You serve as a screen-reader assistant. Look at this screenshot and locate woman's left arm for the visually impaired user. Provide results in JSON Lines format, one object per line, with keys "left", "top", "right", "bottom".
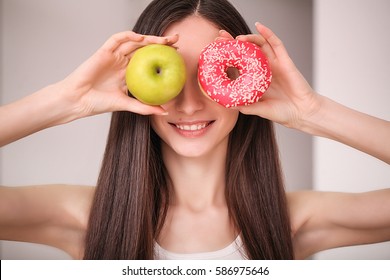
{"left": 288, "top": 190, "right": 390, "bottom": 259}
{"left": 223, "top": 24, "right": 390, "bottom": 164}
{"left": 221, "top": 23, "right": 390, "bottom": 258}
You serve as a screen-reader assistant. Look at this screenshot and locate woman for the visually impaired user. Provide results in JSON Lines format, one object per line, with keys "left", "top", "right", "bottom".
{"left": 0, "top": 0, "right": 389, "bottom": 260}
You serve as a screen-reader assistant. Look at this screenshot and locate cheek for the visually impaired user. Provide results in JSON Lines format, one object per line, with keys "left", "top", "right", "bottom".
{"left": 222, "top": 109, "right": 240, "bottom": 129}
{"left": 150, "top": 116, "right": 165, "bottom": 138}
{"left": 159, "top": 99, "right": 175, "bottom": 112}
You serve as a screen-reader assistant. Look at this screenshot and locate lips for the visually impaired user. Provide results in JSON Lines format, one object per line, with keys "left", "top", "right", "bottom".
{"left": 169, "top": 121, "right": 214, "bottom": 135}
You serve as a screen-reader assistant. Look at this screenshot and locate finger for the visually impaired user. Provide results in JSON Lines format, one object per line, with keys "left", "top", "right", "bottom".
{"left": 117, "top": 34, "right": 180, "bottom": 57}
{"left": 236, "top": 33, "right": 276, "bottom": 61}
{"left": 165, "top": 33, "right": 180, "bottom": 45}
{"left": 234, "top": 100, "right": 272, "bottom": 119}
{"left": 236, "top": 34, "right": 266, "bottom": 47}
{"left": 115, "top": 94, "right": 169, "bottom": 116}
{"left": 131, "top": 103, "right": 169, "bottom": 116}
{"left": 116, "top": 40, "right": 143, "bottom": 57}
{"left": 215, "top": 30, "right": 234, "bottom": 42}
{"left": 255, "top": 22, "right": 289, "bottom": 60}
{"left": 219, "top": 30, "right": 234, "bottom": 39}
{"left": 141, "top": 33, "right": 179, "bottom": 45}
{"left": 118, "top": 34, "right": 179, "bottom": 55}
{"left": 141, "top": 34, "right": 179, "bottom": 45}
{"left": 102, "top": 31, "right": 144, "bottom": 52}
{"left": 215, "top": 36, "right": 231, "bottom": 42}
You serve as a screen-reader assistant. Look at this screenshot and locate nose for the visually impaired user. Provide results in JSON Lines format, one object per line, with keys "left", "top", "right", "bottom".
{"left": 174, "top": 79, "right": 205, "bottom": 115}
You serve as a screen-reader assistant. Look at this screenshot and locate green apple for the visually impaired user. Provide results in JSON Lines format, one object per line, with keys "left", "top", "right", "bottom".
{"left": 126, "top": 44, "right": 186, "bottom": 105}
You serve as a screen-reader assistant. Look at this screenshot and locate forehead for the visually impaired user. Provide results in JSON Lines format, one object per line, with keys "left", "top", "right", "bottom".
{"left": 164, "top": 15, "right": 220, "bottom": 55}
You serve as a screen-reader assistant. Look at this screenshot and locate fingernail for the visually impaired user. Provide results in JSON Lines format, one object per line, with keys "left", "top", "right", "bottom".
{"left": 167, "top": 34, "right": 179, "bottom": 44}
{"left": 133, "top": 34, "right": 144, "bottom": 42}
{"left": 158, "top": 111, "right": 169, "bottom": 116}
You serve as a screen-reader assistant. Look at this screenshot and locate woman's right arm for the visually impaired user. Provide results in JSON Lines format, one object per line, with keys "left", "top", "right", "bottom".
{"left": 0, "top": 31, "right": 178, "bottom": 257}
{"left": 0, "top": 31, "right": 177, "bottom": 147}
{"left": 0, "top": 185, "right": 95, "bottom": 259}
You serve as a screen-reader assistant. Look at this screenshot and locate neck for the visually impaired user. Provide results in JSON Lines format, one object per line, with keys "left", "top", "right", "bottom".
{"left": 162, "top": 139, "right": 228, "bottom": 211}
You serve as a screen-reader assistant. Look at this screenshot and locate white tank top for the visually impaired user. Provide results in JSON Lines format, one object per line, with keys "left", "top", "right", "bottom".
{"left": 154, "top": 235, "right": 247, "bottom": 260}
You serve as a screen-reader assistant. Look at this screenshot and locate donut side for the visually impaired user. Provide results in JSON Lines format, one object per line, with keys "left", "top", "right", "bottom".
{"left": 198, "top": 40, "right": 272, "bottom": 108}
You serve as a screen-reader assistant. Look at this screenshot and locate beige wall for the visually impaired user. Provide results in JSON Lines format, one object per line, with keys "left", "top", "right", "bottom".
{"left": 313, "top": 0, "right": 390, "bottom": 259}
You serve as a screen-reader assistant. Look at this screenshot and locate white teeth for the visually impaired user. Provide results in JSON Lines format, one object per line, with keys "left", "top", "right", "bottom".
{"left": 175, "top": 123, "right": 208, "bottom": 131}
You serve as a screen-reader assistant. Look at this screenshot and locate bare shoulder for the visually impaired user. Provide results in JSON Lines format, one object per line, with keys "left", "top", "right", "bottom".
{"left": 0, "top": 184, "right": 95, "bottom": 259}
{"left": 286, "top": 191, "right": 319, "bottom": 235}
{"left": 0, "top": 184, "right": 95, "bottom": 225}
{"left": 286, "top": 189, "right": 390, "bottom": 259}
{"left": 286, "top": 190, "right": 342, "bottom": 259}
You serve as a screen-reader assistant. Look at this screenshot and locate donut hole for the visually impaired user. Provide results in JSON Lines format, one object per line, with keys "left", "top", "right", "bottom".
{"left": 226, "top": 66, "right": 240, "bottom": 80}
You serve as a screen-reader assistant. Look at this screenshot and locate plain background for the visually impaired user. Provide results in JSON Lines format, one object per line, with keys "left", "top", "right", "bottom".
{"left": 0, "top": 0, "right": 389, "bottom": 259}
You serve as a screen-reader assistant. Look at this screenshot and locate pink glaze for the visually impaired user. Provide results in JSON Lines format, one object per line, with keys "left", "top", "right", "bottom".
{"left": 198, "top": 40, "right": 272, "bottom": 108}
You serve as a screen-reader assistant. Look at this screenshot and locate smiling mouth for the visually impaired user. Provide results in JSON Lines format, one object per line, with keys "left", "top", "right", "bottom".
{"left": 170, "top": 121, "right": 214, "bottom": 131}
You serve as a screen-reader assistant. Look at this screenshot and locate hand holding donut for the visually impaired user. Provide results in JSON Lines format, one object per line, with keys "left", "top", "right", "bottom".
{"left": 60, "top": 31, "right": 178, "bottom": 118}
{"left": 216, "top": 24, "right": 320, "bottom": 130}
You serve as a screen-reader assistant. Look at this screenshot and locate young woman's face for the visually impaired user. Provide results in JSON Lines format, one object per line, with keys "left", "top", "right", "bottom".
{"left": 151, "top": 15, "right": 239, "bottom": 158}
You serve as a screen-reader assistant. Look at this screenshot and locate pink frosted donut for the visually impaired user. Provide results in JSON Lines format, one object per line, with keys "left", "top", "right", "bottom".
{"left": 198, "top": 40, "right": 272, "bottom": 108}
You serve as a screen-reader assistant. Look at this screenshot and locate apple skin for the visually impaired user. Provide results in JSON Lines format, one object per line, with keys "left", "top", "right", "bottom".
{"left": 126, "top": 44, "right": 186, "bottom": 105}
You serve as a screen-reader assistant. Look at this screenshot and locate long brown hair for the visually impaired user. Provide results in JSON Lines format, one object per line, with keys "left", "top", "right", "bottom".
{"left": 84, "top": 0, "right": 293, "bottom": 259}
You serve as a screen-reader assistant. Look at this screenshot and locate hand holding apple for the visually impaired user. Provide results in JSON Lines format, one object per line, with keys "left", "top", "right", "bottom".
{"left": 61, "top": 32, "right": 182, "bottom": 120}
{"left": 126, "top": 44, "right": 186, "bottom": 105}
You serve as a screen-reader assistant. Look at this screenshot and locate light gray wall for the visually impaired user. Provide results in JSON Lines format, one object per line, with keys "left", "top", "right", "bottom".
{"left": 0, "top": 0, "right": 150, "bottom": 260}
{"left": 313, "top": 0, "right": 390, "bottom": 259}
{"left": 1, "top": 0, "right": 312, "bottom": 259}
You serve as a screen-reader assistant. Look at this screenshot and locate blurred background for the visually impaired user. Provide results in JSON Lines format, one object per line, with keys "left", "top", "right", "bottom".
{"left": 0, "top": 0, "right": 389, "bottom": 259}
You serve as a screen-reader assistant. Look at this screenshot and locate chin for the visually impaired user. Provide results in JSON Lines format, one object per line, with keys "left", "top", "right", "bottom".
{"left": 166, "top": 141, "right": 215, "bottom": 159}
